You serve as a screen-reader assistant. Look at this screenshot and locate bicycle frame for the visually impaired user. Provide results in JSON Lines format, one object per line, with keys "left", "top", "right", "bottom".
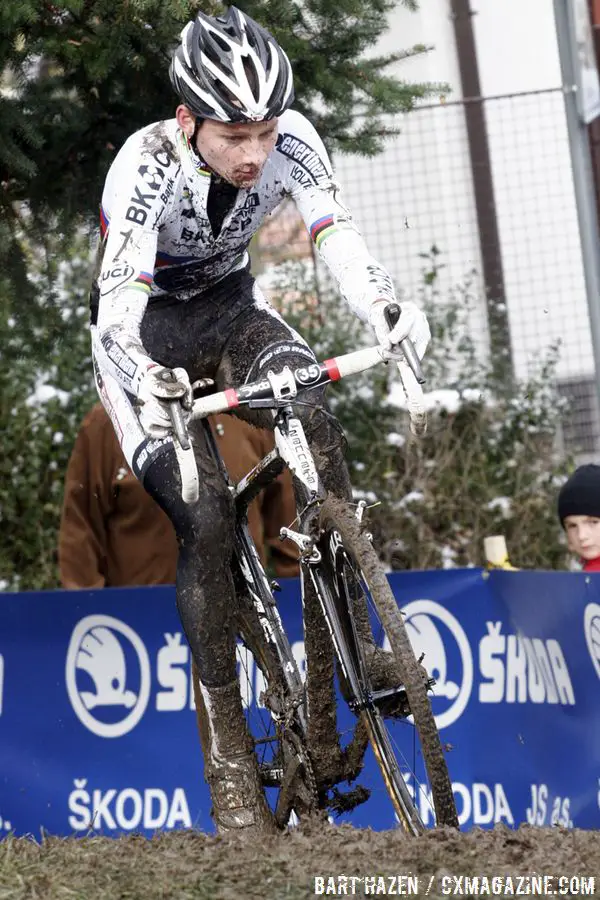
{"left": 232, "top": 405, "right": 322, "bottom": 513}
{"left": 224, "top": 402, "right": 423, "bottom": 828}
{"left": 226, "top": 401, "right": 394, "bottom": 724}
{"left": 168, "top": 331, "right": 452, "bottom": 829}
{"left": 171, "top": 333, "right": 428, "bottom": 703}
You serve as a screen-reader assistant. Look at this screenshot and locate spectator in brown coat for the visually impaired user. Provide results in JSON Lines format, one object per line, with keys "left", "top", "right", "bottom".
{"left": 59, "top": 402, "right": 299, "bottom": 588}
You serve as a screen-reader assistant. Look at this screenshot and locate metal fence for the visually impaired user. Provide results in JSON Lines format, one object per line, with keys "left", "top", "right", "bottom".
{"left": 332, "top": 87, "right": 599, "bottom": 456}
{"left": 256, "top": 86, "right": 600, "bottom": 458}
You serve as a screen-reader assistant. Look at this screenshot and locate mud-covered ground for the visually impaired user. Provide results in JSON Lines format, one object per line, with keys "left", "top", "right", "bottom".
{"left": 1, "top": 821, "right": 598, "bottom": 900}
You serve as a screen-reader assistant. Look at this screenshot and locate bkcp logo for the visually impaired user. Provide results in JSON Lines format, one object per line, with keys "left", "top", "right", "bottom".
{"left": 401, "top": 600, "right": 474, "bottom": 729}
{"left": 65, "top": 615, "right": 151, "bottom": 738}
{"left": 583, "top": 602, "right": 600, "bottom": 680}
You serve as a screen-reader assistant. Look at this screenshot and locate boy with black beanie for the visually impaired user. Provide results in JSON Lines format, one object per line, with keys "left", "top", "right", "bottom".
{"left": 557, "top": 464, "right": 600, "bottom": 572}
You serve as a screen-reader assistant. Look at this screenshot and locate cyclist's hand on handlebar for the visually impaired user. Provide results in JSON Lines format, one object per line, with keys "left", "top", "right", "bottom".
{"left": 369, "top": 300, "right": 431, "bottom": 362}
{"left": 138, "top": 364, "right": 193, "bottom": 438}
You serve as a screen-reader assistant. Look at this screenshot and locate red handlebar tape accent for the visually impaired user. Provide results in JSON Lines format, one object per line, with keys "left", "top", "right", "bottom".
{"left": 323, "top": 358, "right": 341, "bottom": 381}
{"left": 225, "top": 388, "right": 240, "bottom": 408}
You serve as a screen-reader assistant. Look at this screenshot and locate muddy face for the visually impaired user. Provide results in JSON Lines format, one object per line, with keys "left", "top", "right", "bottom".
{"left": 195, "top": 119, "right": 279, "bottom": 188}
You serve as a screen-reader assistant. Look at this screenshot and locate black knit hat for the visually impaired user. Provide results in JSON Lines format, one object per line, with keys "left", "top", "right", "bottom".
{"left": 557, "top": 464, "right": 600, "bottom": 526}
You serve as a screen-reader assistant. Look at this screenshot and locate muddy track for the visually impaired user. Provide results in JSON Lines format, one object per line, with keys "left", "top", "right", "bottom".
{"left": 2, "top": 821, "right": 598, "bottom": 899}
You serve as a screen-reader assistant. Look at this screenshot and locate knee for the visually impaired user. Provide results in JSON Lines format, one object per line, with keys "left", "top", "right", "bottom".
{"left": 142, "top": 443, "right": 235, "bottom": 551}
{"left": 294, "top": 396, "right": 351, "bottom": 500}
{"left": 297, "top": 397, "right": 346, "bottom": 456}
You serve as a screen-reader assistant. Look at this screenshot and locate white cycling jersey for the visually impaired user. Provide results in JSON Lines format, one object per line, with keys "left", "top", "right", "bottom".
{"left": 95, "top": 108, "right": 397, "bottom": 394}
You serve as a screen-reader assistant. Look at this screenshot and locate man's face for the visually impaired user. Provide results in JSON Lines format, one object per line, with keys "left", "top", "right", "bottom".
{"left": 564, "top": 515, "right": 600, "bottom": 559}
{"left": 195, "top": 118, "right": 279, "bottom": 189}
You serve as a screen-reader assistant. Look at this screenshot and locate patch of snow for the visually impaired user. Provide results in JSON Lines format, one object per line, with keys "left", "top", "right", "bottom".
{"left": 398, "top": 490, "right": 424, "bottom": 507}
{"left": 386, "top": 432, "right": 405, "bottom": 448}
{"left": 487, "top": 497, "right": 512, "bottom": 517}
{"left": 441, "top": 546, "right": 457, "bottom": 569}
{"left": 462, "top": 387, "right": 485, "bottom": 404}
{"left": 388, "top": 383, "right": 488, "bottom": 414}
{"left": 352, "top": 489, "right": 378, "bottom": 503}
{"left": 355, "top": 384, "right": 375, "bottom": 401}
{"left": 25, "top": 384, "right": 70, "bottom": 408}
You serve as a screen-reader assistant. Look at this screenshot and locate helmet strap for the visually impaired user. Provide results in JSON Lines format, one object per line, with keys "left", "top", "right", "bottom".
{"left": 191, "top": 117, "right": 203, "bottom": 150}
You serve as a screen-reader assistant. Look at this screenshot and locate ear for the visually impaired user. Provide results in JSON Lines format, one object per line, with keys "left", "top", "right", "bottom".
{"left": 176, "top": 105, "right": 196, "bottom": 137}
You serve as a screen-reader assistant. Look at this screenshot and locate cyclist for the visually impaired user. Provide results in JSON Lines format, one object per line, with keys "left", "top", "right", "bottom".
{"left": 91, "top": 5, "right": 431, "bottom": 833}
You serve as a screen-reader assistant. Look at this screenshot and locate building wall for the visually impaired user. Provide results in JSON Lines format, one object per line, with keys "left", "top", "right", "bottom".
{"left": 473, "top": 0, "right": 591, "bottom": 380}
{"left": 331, "top": 0, "right": 592, "bottom": 382}
{"left": 332, "top": 1, "right": 488, "bottom": 362}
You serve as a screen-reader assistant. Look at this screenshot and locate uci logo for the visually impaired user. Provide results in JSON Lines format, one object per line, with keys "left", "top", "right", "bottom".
{"left": 583, "top": 602, "right": 600, "bottom": 680}
{"left": 99, "top": 264, "right": 134, "bottom": 296}
{"left": 401, "top": 600, "right": 474, "bottom": 729}
{"left": 65, "top": 615, "right": 151, "bottom": 738}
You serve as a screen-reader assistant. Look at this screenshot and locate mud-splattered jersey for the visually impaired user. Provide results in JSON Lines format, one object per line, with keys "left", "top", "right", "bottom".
{"left": 95, "top": 109, "right": 397, "bottom": 393}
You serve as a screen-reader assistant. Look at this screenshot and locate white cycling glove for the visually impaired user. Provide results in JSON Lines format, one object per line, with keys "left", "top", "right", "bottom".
{"left": 368, "top": 300, "right": 431, "bottom": 362}
{"left": 137, "top": 365, "right": 193, "bottom": 438}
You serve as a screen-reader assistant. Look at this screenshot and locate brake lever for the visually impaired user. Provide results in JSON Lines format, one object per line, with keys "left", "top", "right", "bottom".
{"left": 168, "top": 401, "right": 191, "bottom": 450}
{"left": 158, "top": 370, "right": 191, "bottom": 450}
{"left": 384, "top": 303, "right": 426, "bottom": 385}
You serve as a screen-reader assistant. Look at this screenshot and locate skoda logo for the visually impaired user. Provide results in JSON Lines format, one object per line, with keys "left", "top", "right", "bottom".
{"left": 402, "top": 600, "right": 474, "bottom": 729}
{"left": 66, "top": 615, "right": 151, "bottom": 738}
{"left": 584, "top": 602, "right": 600, "bottom": 680}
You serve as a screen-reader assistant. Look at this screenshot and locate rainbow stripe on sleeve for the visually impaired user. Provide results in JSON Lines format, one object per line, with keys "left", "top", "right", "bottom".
{"left": 130, "top": 271, "right": 153, "bottom": 293}
{"left": 99, "top": 205, "right": 110, "bottom": 238}
{"left": 310, "top": 214, "right": 337, "bottom": 250}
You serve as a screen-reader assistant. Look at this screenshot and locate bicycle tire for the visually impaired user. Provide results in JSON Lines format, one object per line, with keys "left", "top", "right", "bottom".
{"left": 231, "top": 521, "right": 319, "bottom": 828}
{"left": 315, "top": 495, "right": 459, "bottom": 831}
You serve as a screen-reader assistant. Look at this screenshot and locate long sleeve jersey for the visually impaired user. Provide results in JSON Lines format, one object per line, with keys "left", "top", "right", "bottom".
{"left": 95, "top": 108, "right": 396, "bottom": 394}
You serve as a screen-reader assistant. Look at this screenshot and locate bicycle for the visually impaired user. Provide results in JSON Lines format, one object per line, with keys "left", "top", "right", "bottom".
{"left": 167, "top": 305, "right": 459, "bottom": 834}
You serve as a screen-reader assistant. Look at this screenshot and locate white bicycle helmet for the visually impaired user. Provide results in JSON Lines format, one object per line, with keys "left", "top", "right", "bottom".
{"left": 169, "top": 6, "right": 294, "bottom": 123}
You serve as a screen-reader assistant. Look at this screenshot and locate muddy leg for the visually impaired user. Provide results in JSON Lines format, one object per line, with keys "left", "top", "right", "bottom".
{"left": 143, "top": 438, "right": 274, "bottom": 833}
{"left": 192, "top": 662, "right": 275, "bottom": 833}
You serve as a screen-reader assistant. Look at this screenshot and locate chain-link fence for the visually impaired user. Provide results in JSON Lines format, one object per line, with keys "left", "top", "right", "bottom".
{"left": 256, "top": 87, "right": 600, "bottom": 457}
{"left": 334, "top": 88, "right": 600, "bottom": 456}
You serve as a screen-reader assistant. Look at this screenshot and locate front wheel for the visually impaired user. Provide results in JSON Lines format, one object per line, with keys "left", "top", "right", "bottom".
{"left": 231, "top": 522, "right": 319, "bottom": 828}
{"left": 314, "top": 495, "right": 459, "bottom": 833}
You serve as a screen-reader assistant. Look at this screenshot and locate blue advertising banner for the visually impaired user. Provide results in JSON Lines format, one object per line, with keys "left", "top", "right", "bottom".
{"left": 392, "top": 569, "right": 600, "bottom": 831}
{"left": 1, "top": 569, "right": 599, "bottom": 838}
